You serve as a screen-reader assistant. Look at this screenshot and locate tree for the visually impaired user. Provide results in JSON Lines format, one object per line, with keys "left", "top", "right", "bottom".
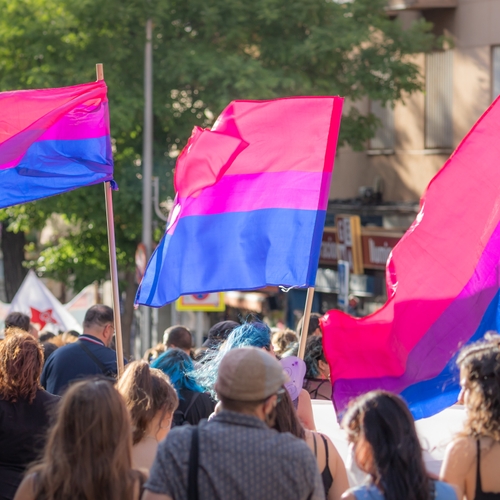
{"left": 0, "top": 0, "right": 436, "bottom": 351}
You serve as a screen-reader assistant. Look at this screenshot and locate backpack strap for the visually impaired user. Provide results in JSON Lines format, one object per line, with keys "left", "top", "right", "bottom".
{"left": 187, "top": 427, "right": 199, "bottom": 500}
{"left": 176, "top": 392, "right": 201, "bottom": 424}
{"left": 184, "top": 392, "right": 201, "bottom": 417}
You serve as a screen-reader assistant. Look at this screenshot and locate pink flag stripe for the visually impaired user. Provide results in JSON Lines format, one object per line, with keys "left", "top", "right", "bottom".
{"left": 38, "top": 101, "right": 110, "bottom": 141}
{"left": 0, "top": 82, "right": 107, "bottom": 170}
{"left": 213, "top": 98, "right": 339, "bottom": 174}
{"left": 0, "top": 102, "right": 110, "bottom": 171}
{"left": 0, "top": 81, "right": 106, "bottom": 143}
{"left": 177, "top": 171, "right": 332, "bottom": 217}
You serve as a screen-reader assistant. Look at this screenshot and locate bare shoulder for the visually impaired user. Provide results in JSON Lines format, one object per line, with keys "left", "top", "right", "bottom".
{"left": 13, "top": 474, "right": 36, "bottom": 500}
{"left": 320, "top": 432, "right": 340, "bottom": 454}
{"left": 445, "top": 436, "right": 477, "bottom": 459}
{"left": 441, "top": 435, "right": 476, "bottom": 489}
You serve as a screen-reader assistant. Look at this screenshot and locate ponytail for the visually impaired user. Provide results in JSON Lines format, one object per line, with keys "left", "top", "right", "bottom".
{"left": 117, "top": 360, "right": 178, "bottom": 444}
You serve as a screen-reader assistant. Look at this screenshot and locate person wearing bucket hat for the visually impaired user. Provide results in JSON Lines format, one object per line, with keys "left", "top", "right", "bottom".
{"left": 143, "top": 347, "right": 325, "bottom": 500}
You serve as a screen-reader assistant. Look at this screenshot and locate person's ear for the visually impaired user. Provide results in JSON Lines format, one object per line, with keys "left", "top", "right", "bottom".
{"left": 318, "top": 359, "right": 330, "bottom": 377}
{"left": 263, "top": 394, "right": 277, "bottom": 415}
{"left": 104, "top": 323, "right": 114, "bottom": 340}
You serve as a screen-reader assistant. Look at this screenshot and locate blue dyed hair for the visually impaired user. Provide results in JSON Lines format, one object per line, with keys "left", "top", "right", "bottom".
{"left": 151, "top": 348, "right": 204, "bottom": 397}
{"left": 194, "top": 321, "right": 272, "bottom": 398}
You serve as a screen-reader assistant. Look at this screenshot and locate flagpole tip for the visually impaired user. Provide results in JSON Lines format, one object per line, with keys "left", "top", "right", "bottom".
{"left": 96, "top": 64, "right": 104, "bottom": 81}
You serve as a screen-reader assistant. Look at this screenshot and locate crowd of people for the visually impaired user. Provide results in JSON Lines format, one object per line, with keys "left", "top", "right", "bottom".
{"left": 1, "top": 305, "right": 500, "bottom": 499}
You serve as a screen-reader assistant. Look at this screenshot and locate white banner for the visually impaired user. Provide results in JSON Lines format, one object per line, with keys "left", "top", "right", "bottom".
{"left": 9, "top": 270, "right": 82, "bottom": 333}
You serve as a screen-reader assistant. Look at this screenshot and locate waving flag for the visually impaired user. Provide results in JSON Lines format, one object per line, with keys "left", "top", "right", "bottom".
{"left": 136, "top": 97, "right": 344, "bottom": 307}
{"left": 322, "top": 96, "right": 500, "bottom": 419}
{"left": 0, "top": 80, "right": 113, "bottom": 209}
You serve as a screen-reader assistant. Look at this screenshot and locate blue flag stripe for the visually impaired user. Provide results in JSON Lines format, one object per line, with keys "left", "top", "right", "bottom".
{"left": 136, "top": 208, "right": 327, "bottom": 306}
{"left": 0, "top": 137, "right": 113, "bottom": 209}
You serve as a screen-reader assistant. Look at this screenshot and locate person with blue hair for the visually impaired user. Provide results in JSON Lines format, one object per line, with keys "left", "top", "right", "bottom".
{"left": 152, "top": 349, "right": 215, "bottom": 426}
{"left": 194, "top": 321, "right": 275, "bottom": 398}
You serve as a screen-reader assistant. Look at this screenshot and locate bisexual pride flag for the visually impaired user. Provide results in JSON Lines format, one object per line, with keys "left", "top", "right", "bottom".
{"left": 136, "top": 97, "right": 344, "bottom": 307}
{"left": 0, "top": 80, "right": 113, "bottom": 209}
{"left": 322, "top": 96, "right": 500, "bottom": 419}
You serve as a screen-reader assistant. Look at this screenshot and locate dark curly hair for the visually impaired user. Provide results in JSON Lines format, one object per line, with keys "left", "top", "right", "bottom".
{"left": 457, "top": 332, "right": 500, "bottom": 440}
{"left": 304, "top": 336, "right": 326, "bottom": 379}
{"left": 0, "top": 329, "right": 43, "bottom": 403}
{"left": 342, "top": 391, "right": 432, "bottom": 500}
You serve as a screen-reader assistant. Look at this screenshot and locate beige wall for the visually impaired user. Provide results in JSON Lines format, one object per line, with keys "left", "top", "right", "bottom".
{"left": 331, "top": 0, "right": 498, "bottom": 202}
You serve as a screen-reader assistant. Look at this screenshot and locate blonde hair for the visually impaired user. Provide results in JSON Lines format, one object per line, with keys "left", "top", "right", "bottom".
{"left": 117, "top": 360, "right": 178, "bottom": 444}
{"left": 29, "top": 379, "right": 141, "bottom": 500}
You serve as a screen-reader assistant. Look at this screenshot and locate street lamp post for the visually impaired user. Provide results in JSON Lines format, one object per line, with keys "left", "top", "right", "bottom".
{"left": 140, "top": 17, "right": 153, "bottom": 356}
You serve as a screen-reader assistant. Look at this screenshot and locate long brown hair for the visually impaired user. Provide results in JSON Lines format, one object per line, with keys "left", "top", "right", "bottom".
{"left": 29, "top": 379, "right": 140, "bottom": 500}
{"left": 273, "top": 386, "right": 306, "bottom": 439}
{"left": 457, "top": 334, "right": 500, "bottom": 440}
{"left": 342, "top": 391, "right": 431, "bottom": 500}
{"left": 117, "top": 360, "right": 178, "bottom": 444}
{"left": 0, "top": 329, "right": 43, "bottom": 403}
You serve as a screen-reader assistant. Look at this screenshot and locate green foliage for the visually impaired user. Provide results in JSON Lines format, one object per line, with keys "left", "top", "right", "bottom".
{"left": 0, "top": 0, "right": 436, "bottom": 288}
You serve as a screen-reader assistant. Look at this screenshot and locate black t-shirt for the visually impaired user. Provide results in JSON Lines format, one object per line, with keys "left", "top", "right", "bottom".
{"left": 174, "top": 389, "right": 215, "bottom": 426}
{"left": 0, "top": 389, "right": 59, "bottom": 500}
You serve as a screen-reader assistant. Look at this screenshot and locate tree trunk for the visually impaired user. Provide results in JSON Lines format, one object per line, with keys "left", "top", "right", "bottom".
{"left": 121, "top": 269, "right": 137, "bottom": 359}
{"left": 1, "top": 223, "right": 27, "bottom": 302}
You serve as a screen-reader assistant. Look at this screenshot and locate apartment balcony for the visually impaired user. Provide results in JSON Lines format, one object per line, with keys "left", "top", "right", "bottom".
{"left": 387, "top": 0, "right": 457, "bottom": 10}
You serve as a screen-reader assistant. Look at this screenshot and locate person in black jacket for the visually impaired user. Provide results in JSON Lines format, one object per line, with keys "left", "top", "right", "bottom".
{"left": 41, "top": 305, "right": 121, "bottom": 395}
{"left": 0, "top": 330, "right": 59, "bottom": 500}
{"left": 152, "top": 348, "right": 215, "bottom": 426}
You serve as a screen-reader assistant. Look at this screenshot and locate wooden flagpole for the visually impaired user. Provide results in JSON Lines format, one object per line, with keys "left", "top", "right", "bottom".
{"left": 298, "top": 286, "right": 315, "bottom": 360}
{"left": 96, "top": 63, "right": 125, "bottom": 378}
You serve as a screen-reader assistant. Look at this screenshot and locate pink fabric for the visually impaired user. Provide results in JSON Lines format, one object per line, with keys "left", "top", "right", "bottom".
{"left": 322, "top": 95, "right": 500, "bottom": 381}
{"left": 174, "top": 97, "right": 343, "bottom": 203}
{"left": 178, "top": 171, "right": 331, "bottom": 216}
{"left": 38, "top": 102, "right": 110, "bottom": 141}
{"left": 0, "top": 81, "right": 108, "bottom": 170}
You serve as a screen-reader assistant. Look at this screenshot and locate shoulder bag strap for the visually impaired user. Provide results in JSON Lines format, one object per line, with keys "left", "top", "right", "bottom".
{"left": 187, "top": 427, "right": 199, "bottom": 500}
{"left": 77, "top": 340, "right": 109, "bottom": 374}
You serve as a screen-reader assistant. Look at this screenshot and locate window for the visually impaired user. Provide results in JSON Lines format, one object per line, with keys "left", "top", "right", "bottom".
{"left": 369, "top": 101, "right": 395, "bottom": 150}
{"left": 492, "top": 46, "right": 500, "bottom": 101}
{"left": 425, "top": 50, "right": 453, "bottom": 149}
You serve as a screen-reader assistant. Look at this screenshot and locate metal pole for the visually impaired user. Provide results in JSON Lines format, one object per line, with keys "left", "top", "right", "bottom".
{"left": 96, "top": 64, "right": 125, "bottom": 377}
{"left": 298, "top": 287, "right": 315, "bottom": 360}
{"left": 195, "top": 311, "right": 204, "bottom": 348}
{"left": 141, "top": 18, "right": 153, "bottom": 354}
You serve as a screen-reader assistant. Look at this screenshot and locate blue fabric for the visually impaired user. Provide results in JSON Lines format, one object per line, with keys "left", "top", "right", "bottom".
{"left": 136, "top": 208, "right": 326, "bottom": 307}
{"left": 401, "top": 290, "right": 500, "bottom": 419}
{"left": 0, "top": 137, "right": 113, "bottom": 209}
{"left": 348, "top": 481, "right": 457, "bottom": 500}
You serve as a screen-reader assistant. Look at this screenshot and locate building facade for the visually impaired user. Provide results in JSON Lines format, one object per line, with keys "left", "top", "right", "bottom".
{"left": 331, "top": 0, "right": 497, "bottom": 204}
